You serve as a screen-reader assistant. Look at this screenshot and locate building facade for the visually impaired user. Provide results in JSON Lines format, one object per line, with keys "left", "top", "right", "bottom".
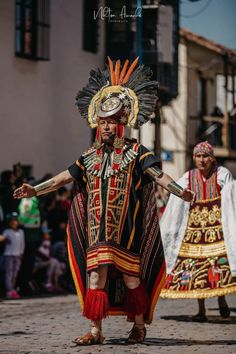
{"left": 1, "top": 1, "right": 235, "bottom": 182}
{"left": 142, "top": 28, "right": 236, "bottom": 180}
{"left": 0, "top": 0, "right": 105, "bottom": 178}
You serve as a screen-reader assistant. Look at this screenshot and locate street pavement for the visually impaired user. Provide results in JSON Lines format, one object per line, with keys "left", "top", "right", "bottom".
{"left": 0, "top": 293, "right": 236, "bottom": 354}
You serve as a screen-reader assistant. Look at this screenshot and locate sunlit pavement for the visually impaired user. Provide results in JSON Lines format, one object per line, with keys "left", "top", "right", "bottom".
{"left": 0, "top": 293, "right": 236, "bottom": 354}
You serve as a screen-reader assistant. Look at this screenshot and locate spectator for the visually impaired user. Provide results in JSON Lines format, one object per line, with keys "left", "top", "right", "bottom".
{"left": 0, "top": 212, "right": 25, "bottom": 299}
{"left": 34, "top": 227, "right": 66, "bottom": 292}
{"left": 0, "top": 170, "right": 18, "bottom": 222}
{"left": 17, "top": 196, "right": 41, "bottom": 295}
{"left": 51, "top": 232, "right": 74, "bottom": 292}
{"left": 13, "top": 163, "right": 24, "bottom": 189}
{"left": 0, "top": 191, "right": 4, "bottom": 229}
{"left": 46, "top": 192, "right": 68, "bottom": 244}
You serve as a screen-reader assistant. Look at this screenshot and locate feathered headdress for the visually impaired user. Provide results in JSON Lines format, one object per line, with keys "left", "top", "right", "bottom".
{"left": 75, "top": 57, "right": 159, "bottom": 129}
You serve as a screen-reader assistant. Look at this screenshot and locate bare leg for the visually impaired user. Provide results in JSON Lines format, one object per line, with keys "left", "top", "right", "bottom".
{"left": 123, "top": 275, "right": 147, "bottom": 343}
{"left": 73, "top": 266, "right": 108, "bottom": 345}
{"left": 89, "top": 266, "right": 108, "bottom": 335}
{"left": 123, "top": 275, "right": 144, "bottom": 325}
{"left": 89, "top": 265, "right": 108, "bottom": 289}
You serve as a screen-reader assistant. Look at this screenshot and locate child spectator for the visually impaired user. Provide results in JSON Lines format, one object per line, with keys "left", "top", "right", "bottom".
{"left": 34, "top": 227, "right": 65, "bottom": 292}
{"left": 0, "top": 212, "right": 25, "bottom": 299}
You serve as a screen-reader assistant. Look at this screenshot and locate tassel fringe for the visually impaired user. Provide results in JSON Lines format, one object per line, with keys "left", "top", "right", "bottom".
{"left": 125, "top": 283, "right": 149, "bottom": 317}
{"left": 83, "top": 288, "right": 109, "bottom": 321}
{"left": 112, "top": 124, "right": 125, "bottom": 171}
{"left": 94, "top": 128, "right": 103, "bottom": 171}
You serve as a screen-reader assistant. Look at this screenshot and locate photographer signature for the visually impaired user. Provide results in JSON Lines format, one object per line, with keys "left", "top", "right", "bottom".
{"left": 94, "top": 6, "right": 142, "bottom": 21}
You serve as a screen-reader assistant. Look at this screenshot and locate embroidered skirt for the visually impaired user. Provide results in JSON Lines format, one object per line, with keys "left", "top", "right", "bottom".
{"left": 161, "top": 196, "right": 236, "bottom": 299}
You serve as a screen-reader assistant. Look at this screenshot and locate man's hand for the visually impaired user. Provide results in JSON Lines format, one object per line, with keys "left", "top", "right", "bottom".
{"left": 181, "top": 188, "right": 195, "bottom": 203}
{"left": 13, "top": 183, "right": 36, "bottom": 199}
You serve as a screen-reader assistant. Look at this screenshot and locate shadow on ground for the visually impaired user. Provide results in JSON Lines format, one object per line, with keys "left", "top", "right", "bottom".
{"left": 0, "top": 331, "right": 34, "bottom": 336}
{"left": 208, "top": 307, "right": 236, "bottom": 313}
{"left": 160, "top": 313, "right": 236, "bottom": 324}
{"left": 106, "top": 337, "right": 236, "bottom": 346}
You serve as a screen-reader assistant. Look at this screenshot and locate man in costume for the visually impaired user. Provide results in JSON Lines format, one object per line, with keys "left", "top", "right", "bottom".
{"left": 14, "top": 58, "right": 194, "bottom": 344}
{"left": 160, "top": 141, "right": 236, "bottom": 321}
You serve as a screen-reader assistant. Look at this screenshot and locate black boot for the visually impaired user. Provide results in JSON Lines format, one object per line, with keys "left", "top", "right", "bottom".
{"left": 218, "top": 296, "right": 230, "bottom": 318}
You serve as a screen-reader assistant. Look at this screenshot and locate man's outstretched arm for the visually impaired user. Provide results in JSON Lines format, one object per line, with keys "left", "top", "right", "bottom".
{"left": 145, "top": 166, "right": 194, "bottom": 202}
{"left": 13, "top": 170, "right": 73, "bottom": 199}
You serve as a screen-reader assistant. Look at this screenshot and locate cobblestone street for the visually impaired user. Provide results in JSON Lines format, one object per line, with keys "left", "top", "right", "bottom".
{"left": 0, "top": 293, "right": 236, "bottom": 354}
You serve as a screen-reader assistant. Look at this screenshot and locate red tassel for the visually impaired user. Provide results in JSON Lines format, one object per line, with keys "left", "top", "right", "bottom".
{"left": 113, "top": 148, "right": 122, "bottom": 171}
{"left": 117, "top": 124, "right": 125, "bottom": 140}
{"left": 125, "top": 283, "right": 149, "bottom": 317}
{"left": 112, "top": 124, "right": 125, "bottom": 171}
{"left": 94, "top": 128, "right": 102, "bottom": 171}
{"left": 83, "top": 288, "right": 109, "bottom": 321}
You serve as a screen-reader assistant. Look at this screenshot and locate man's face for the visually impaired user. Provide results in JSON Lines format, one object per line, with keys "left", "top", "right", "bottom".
{"left": 194, "top": 153, "right": 213, "bottom": 171}
{"left": 98, "top": 117, "right": 118, "bottom": 143}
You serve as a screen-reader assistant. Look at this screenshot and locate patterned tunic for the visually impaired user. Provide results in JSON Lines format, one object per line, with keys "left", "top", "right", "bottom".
{"left": 68, "top": 143, "right": 158, "bottom": 275}
{"left": 67, "top": 142, "right": 166, "bottom": 323}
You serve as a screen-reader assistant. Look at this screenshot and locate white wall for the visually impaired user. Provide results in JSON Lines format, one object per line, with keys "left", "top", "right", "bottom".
{"left": 0, "top": 0, "right": 105, "bottom": 178}
{"left": 140, "top": 43, "right": 187, "bottom": 180}
{"left": 161, "top": 43, "right": 188, "bottom": 180}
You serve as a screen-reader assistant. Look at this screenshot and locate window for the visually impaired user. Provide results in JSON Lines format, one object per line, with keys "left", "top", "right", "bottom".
{"left": 105, "top": 0, "right": 179, "bottom": 104}
{"left": 105, "top": 0, "right": 134, "bottom": 60}
{"left": 198, "top": 77, "right": 207, "bottom": 116}
{"left": 83, "top": 0, "right": 99, "bottom": 54}
{"left": 15, "top": 0, "right": 50, "bottom": 60}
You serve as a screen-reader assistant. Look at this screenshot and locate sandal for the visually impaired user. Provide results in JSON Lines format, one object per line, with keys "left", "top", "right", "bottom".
{"left": 72, "top": 331, "right": 105, "bottom": 345}
{"left": 127, "top": 324, "right": 146, "bottom": 344}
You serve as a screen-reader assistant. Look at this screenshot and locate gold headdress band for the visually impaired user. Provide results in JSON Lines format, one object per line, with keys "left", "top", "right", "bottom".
{"left": 75, "top": 57, "right": 159, "bottom": 129}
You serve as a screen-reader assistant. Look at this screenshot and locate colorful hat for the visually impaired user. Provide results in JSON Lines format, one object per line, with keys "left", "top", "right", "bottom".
{"left": 75, "top": 58, "right": 159, "bottom": 173}
{"left": 75, "top": 57, "right": 159, "bottom": 129}
{"left": 193, "top": 141, "right": 214, "bottom": 157}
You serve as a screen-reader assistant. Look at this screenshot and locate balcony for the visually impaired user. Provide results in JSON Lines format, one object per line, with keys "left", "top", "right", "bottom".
{"left": 202, "top": 113, "right": 236, "bottom": 158}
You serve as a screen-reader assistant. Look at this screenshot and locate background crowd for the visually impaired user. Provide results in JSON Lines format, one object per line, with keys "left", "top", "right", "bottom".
{"left": 0, "top": 163, "right": 75, "bottom": 299}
